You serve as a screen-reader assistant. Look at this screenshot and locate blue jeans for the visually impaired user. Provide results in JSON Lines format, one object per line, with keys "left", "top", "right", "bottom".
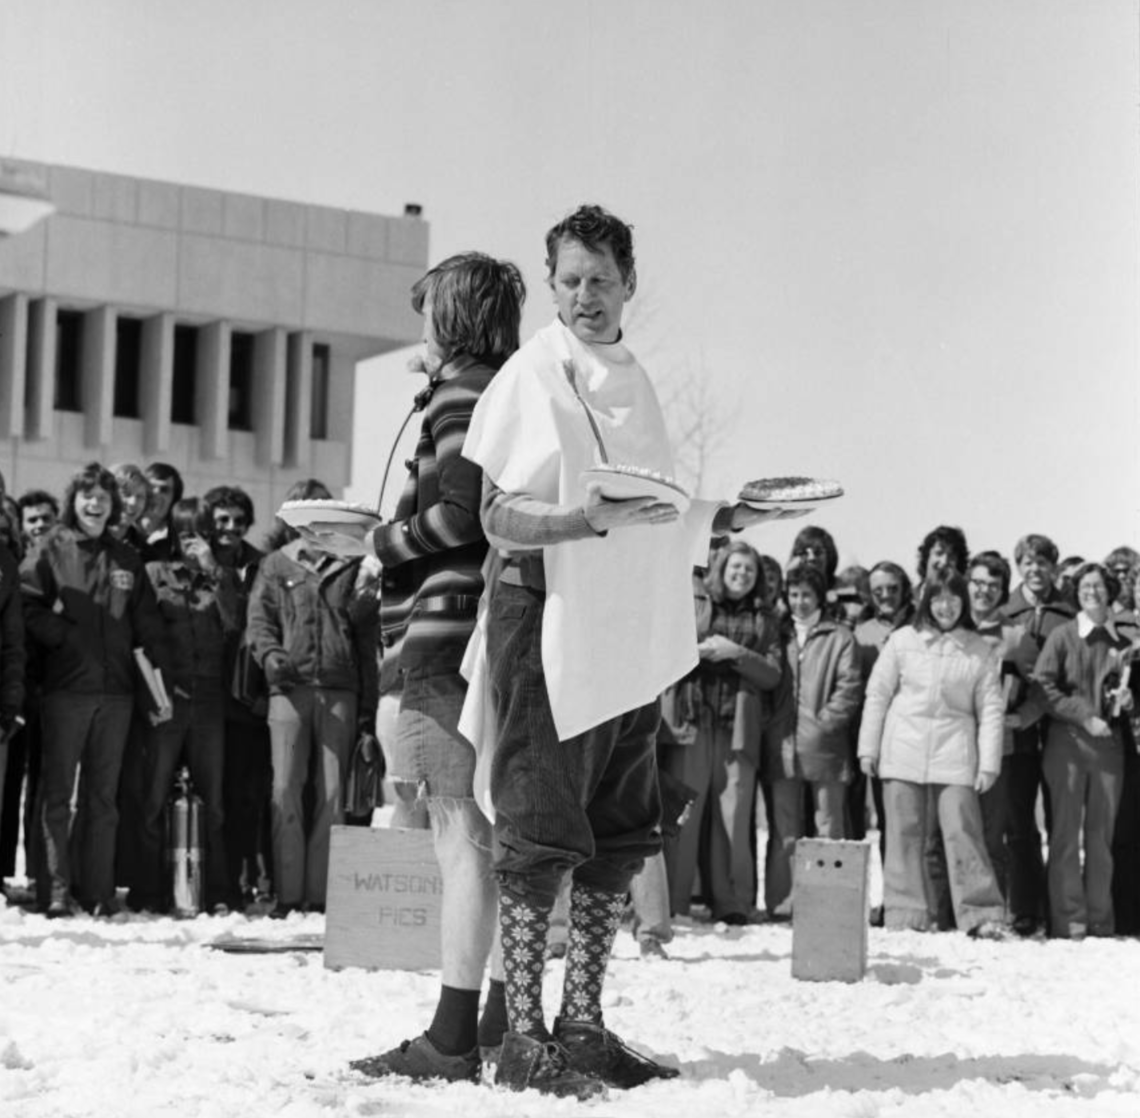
{"left": 267, "top": 686, "right": 355, "bottom": 907}
{"left": 487, "top": 581, "right": 662, "bottom": 909}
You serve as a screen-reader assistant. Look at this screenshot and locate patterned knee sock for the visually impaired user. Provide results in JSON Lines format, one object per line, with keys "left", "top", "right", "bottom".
{"left": 498, "top": 891, "right": 551, "bottom": 1040}
{"left": 559, "top": 881, "right": 626, "bottom": 1025}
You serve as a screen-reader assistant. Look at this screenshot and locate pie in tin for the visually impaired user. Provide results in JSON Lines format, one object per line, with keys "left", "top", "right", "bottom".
{"left": 277, "top": 498, "right": 382, "bottom": 528}
{"left": 738, "top": 477, "right": 843, "bottom": 509}
{"left": 582, "top": 463, "right": 691, "bottom": 511}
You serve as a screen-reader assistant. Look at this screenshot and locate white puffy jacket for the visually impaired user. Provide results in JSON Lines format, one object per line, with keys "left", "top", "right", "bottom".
{"left": 857, "top": 625, "right": 1003, "bottom": 786}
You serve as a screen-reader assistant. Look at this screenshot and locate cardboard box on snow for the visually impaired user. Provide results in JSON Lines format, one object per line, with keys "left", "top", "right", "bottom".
{"left": 791, "top": 838, "right": 870, "bottom": 982}
{"left": 324, "top": 825, "right": 442, "bottom": 971}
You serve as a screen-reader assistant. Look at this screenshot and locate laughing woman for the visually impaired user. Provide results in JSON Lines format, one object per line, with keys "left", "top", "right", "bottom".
{"left": 857, "top": 567, "right": 1006, "bottom": 935}
{"left": 662, "top": 540, "right": 782, "bottom": 923}
{"left": 20, "top": 462, "right": 170, "bottom": 917}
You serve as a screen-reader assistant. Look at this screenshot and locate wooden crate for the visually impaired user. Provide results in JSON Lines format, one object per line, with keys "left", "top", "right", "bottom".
{"left": 323, "top": 825, "right": 442, "bottom": 972}
{"left": 791, "top": 838, "right": 870, "bottom": 983}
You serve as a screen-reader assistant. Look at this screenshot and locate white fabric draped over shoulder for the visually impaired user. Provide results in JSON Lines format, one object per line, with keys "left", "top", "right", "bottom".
{"left": 459, "top": 318, "right": 721, "bottom": 748}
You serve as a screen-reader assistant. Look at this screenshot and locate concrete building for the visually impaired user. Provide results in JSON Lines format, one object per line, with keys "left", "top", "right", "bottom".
{"left": 0, "top": 156, "right": 427, "bottom": 528}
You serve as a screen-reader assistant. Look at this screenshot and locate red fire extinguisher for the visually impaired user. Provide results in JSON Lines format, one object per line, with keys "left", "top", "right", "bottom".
{"left": 166, "top": 766, "right": 203, "bottom": 918}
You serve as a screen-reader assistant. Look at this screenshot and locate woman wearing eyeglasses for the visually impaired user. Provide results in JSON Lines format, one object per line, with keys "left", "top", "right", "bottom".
{"left": 1035, "top": 562, "right": 1137, "bottom": 938}
{"left": 857, "top": 567, "right": 1006, "bottom": 936}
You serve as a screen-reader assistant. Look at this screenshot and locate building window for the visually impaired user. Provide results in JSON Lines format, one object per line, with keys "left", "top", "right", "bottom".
{"left": 172, "top": 325, "right": 198, "bottom": 424}
{"left": 311, "top": 342, "right": 330, "bottom": 439}
{"left": 229, "top": 330, "right": 254, "bottom": 431}
{"left": 113, "top": 316, "right": 143, "bottom": 418}
{"left": 54, "top": 309, "right": 83, "bottom": 412}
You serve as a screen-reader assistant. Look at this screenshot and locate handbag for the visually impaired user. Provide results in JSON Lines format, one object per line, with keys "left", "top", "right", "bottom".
{"left": 344, "top": 730, "right": 386, "bottom": 816}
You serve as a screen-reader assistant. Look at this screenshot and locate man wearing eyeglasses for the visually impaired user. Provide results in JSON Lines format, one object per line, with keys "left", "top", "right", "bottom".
{"left": 968, "top": 551, "right": 1045, "bottom": 912}
{"left": 1103, "top": 547, "right": 1139, "bottom": 618}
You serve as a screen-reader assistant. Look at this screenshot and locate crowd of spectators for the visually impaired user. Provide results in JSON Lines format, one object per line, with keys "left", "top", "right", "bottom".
{"left": 651, "top": 524, "right": 1140, "bottom": 952}
{"left": 0, "top": 460, "right": 1136, "bottom": 946}
{"left": 0, "top": 462, "right": 377, "bottom": 918}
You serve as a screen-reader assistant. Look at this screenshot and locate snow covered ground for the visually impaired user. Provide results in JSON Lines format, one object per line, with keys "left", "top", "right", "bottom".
{"left": 1, "top": 838, "right": 1138, "bottom": 1118}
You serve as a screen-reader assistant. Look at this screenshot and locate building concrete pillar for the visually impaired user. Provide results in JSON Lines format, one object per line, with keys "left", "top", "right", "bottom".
{"left": 197, "top": 320, "right": 230, "bottom": 461}
{"left": 327, "top": 349, "right": 355, "bottom": 444}
{"left": 0, "top": 293, "right": 28, "bottom": 439}
{"left": 82, "top": 305, "right": 115, "bottom": 449}
{"left": 253, "top": 326, "right": 286, "bottom": 467}
{"left": 24, "top": 298, "right": 57, "bottom": 441}
{"left": 141, "top": 312, "right": 174, "bottom": 456}
{"left": 285, "top": 330, "right": 313, "bottom": 468}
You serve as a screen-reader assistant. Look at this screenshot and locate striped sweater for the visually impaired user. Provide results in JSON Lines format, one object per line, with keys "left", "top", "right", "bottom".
{"left": 374, "top": 356, "right": 495, "bottom": 671}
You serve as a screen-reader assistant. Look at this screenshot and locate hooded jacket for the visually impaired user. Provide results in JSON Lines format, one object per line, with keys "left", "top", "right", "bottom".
{"left": 858, "top": 624, "right": 1003, "bottom": 786}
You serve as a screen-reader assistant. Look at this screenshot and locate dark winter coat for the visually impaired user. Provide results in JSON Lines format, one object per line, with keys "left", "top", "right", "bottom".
{"left": 19, "top": 526, "right": 169, "bottom": 703}
{"left": 767, "top": 616, "right": 863, "bottom": 784}
{"left": 0, "top": 543, "right": 26, "bottom": 717}
{"left": 145, "top": 558, "right": 242, "bottom": 698}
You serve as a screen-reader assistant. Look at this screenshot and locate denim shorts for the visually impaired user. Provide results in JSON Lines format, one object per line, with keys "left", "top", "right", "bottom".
{"left": 388, "top": 665, "right": 476, "bottom": 799}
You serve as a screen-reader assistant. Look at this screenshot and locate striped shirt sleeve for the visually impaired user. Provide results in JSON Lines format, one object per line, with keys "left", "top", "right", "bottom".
{"left": 372, "top": 377, "right": 486, "bottom": 567}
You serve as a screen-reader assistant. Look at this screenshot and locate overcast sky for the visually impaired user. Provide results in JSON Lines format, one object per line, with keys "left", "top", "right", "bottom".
{"left": 3, "top": 0, "right": 1137, "bottom": 573}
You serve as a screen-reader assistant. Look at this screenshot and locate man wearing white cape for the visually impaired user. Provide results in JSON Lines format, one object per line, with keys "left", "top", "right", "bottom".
{"left": 460, "top": 205, "right": 782, "bottom": 1098}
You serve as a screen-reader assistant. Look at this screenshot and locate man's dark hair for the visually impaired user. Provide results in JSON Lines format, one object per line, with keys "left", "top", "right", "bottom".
{"left": 144, "top": 461, "right": 184, "bottom": 507}
{"left": 60, "top": 461, "right": 122, "bottom": 532}
{"left": 411, "top": 252, "right": 526, "bottom": 368}
{"left": 789, "top": 525, "right": 839, "bottom": 584}
{"left": 1014, "top": 533, "right": 1059, "bottom": 567}
{"left": 202, "top": 485, "right": 255, "bottom": 528}
{"left": 916, "top": 525, "right": 969, "bottom": 580}
{"left": 545, "top": 204, "right": 636, "bottom": 282}
{"left": 0, "top": 496, "right": 22, "bottom": 562}
{"left": 1104, "top": 545, "right": 1140, "bottom": 574}
{"left": 168, "top": 497, "right": 213, "bottom": 557}
{"left": 17, "top": 488, "right": 61, "bottom": 517}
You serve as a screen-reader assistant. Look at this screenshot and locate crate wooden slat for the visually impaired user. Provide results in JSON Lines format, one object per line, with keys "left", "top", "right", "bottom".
{"left": 791, "top": 838, "right": 870, "bottom": 982}
{"left": 323, "top": 825, "right": 443, "bottom": 971}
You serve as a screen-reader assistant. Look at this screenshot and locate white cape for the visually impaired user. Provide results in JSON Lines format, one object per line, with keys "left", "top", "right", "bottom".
{"left": 459, "top": 320, "right": 719, "bottom": 787}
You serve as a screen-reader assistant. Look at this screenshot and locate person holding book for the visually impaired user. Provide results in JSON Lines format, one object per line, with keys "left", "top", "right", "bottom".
{"left": 20, "top": 462, "right": 170, "bottom": 917}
